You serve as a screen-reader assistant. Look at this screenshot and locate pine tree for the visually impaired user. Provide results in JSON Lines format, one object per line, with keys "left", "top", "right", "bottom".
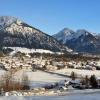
{"left": 70, "top": 71, "right": 77, "bottom": 80}
{"left": 90, "top": 75, "right": 98, "bottom": 88}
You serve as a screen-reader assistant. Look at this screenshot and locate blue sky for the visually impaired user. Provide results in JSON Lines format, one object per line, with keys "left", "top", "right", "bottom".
{"left": 0, "top": 0, "right": 100, "bottom": 35}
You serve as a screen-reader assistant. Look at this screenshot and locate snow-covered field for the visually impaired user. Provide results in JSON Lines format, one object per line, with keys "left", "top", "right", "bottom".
{"left": 0, "top": 67, "right": 100, "bottom": 98}
{"left": 14, "top": 69, "right": 67, "bottom": 88}
{"left": 55, "top": 68, "right": 100, "bottom": 78}
{"left": 5, "top": 47, "right": 54, "bottom": 54}
{"left": 4, "top": 47, "right": 66, "bottom": 55}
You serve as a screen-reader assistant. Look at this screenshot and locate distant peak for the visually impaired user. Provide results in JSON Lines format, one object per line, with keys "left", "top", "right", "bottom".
{"left": 62, "top": 28, "right": 71, "bottom": 30}
{"left": 77, "top": 29, "right": 89, "bottom": 33}
{"left": 59, "top": 28, "right": 75, "bottom": 35}
{"left": 62, "top": 27, "right": 74, "bottom": 31}
{"left": 76, "top": 29, "right": 91, "bottom": 36}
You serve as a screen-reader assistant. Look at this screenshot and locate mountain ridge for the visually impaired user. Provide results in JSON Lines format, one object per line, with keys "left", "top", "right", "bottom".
{"left": 0, "top": 16, "right": 71, "bottom": 53}
{"left": 53, "top": 28, "right": 100, "bottom": 54}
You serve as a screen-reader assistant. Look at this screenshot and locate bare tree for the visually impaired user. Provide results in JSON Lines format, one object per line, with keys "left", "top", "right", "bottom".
{"left": 0, "top": 70, "right": 30, "bottom": 91}
{"left": 22, "top": 72, "right": 30, "bottom": 90}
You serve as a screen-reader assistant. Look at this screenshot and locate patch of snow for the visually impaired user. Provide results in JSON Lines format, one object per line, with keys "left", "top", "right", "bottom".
{"left": 4, "top": 47, "right": 54, "bottom": 54}
{"left": 4, "top": 47, "right": 68, "bottom": 55}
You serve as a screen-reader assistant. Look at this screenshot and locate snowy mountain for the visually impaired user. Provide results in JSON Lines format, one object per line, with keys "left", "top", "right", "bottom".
{"left": 0, "top": 16, "right": 70, "bottom": 52}
{"left": 53, "top": 28, "right": 76, "bottom": 44}
{"left": 53, "top": 28, "right": 100, "bottom": 54}
{"left": 0, "top": 16, "right": 17, "bottom": 29}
